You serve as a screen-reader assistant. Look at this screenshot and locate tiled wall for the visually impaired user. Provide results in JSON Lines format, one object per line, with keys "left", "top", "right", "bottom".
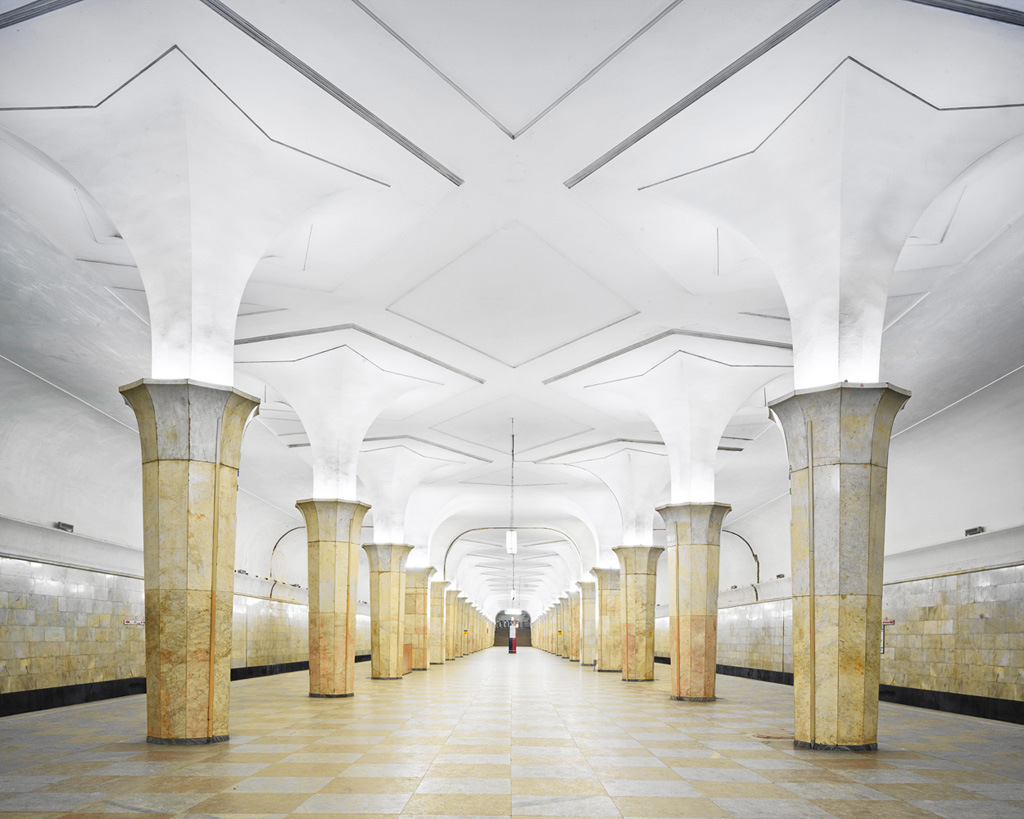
{"left": 231, "top": 595, "right": 308, "bottom": 669}
{"left": 0, "top": 557, "right": 145, "bottom": 694}
{"left": 880, "top": 564, "right": 1023, "bottom": 701}
{"left": 717, "top": 598, "right": 793, "bottom": 674}
{"left": 0, "top": 557, "right": 326, "bottom": 695}
{"left": 711, "top": 564, "right": 1024, "bottom": 702}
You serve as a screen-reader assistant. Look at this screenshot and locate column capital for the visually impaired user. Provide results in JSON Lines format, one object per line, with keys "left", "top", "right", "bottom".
{"left": 613, "top": 545, "right": 664, "bottom": 575}
{"left": 362, "top": 543, "right": 414, "bottom": 573}
{"left": 591, "top": 566, "right": 620, "bottom": 589}
{"left": 406, "top": 566, "right": 437, "bottom": 588}
{"left": 769, "top": 383, "right": 910, "bottom": 469}
{"left": 576, "top": 579, "right": 595, "bottom": 595}
{"left": 657, "top": 503, "right": 731, "bottom": 546}
{"left": 120, "top": 379, "right": 259, "bottom": 466}
{"left": 296, "top": 499, "right": 370, "bottom": 543}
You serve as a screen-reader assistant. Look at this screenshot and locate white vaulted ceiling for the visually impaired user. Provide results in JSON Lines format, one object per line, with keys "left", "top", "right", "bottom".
{"left": 1, "top": 0, "right": 1023, "bottom": 618}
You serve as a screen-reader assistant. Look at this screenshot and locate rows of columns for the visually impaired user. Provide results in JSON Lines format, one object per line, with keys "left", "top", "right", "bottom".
{"left": 125, "top": 380, "right": 905, "bottom": 752}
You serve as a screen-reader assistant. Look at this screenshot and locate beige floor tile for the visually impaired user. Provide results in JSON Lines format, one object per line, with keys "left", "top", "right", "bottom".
{"left": 612, "top": 795, "right": 730, "bottom": 817}
{"left": 318, "top": 776, "right": 421, "bottom": 794}
{"left": 402, "top": 793, "right": 512, "bottom": 814}
{"left": 510, "top": 778, "right": 606, "bottom": 796}
{"left": 186, "top": 792, "right": 311, "bottom": 813}
{"left": 693, "top": 781, "right": 802, "bottom": 798}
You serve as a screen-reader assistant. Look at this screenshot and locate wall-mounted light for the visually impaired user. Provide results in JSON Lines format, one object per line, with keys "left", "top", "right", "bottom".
{"left": 776, "top": 573, "right": 785, "bottom": 579}
{"left": 54, "top": 521, "right": 74, "bottom": 533}
{"left": 965, "top": 526, "right": 984, "bottom": 536}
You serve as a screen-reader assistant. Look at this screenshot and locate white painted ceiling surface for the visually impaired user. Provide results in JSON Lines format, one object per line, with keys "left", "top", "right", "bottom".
{"left": 1, "top": 0, "right": 1023, "bottom": 619}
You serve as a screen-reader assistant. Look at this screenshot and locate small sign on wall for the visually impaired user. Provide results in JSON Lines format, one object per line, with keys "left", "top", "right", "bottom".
{"left": 881, "top": 619, "right": 895, "bottom": 653}
{"left": 123, "top": 619, "right": 145, "bottom": 626}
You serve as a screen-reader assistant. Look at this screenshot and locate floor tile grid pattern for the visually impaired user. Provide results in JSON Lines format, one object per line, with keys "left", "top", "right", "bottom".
{"left": 1, "top": 648, "right": 1022, "bottom": 818}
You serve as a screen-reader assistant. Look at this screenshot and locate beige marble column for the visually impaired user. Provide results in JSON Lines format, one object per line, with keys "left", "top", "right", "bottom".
{"left": 455, "top": 596, "right": 467, "bottom": 657}
{"left": 592, "top": 568, "right": 622, "bottom": 672}
{"left": 296, "top": 498, "right": 370, "bottom": 699}
{"left": 614, "top": 546, "right": 664, "bottom": 681}
{"left": 658, "top": 503, "right": 731, "bottom": 701}
{"left": 429, "top": 580, "right": 449, "bottom": 664}
{"left": 577, "top": 580, "right": 597, "bottom": 667}
{"left": 568, "top": 591, "right": 581, "bottom": 662}
{"left": 404, "top": 567, "right": 435, "bottom": 671}
{"left": 363, "top": 544, "right": 414, "bottom": 680}
{"left": 445, "top": 589, "right": 459, "bottom": 660}
{"left": 554, "top": 600, "right": 565, "bottom": 657}
{"left": 121, "top": 380, "right": 257, "bottom": 744}
{"left": 770, "top": 383, "right": 910, "bottom": 750}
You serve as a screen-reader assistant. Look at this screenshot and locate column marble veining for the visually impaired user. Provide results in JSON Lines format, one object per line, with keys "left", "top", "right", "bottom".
{"left": 577, "top": 580, "right": 597, "bottom": 667}
{"left": 568, "top": 590, "right": 581, "bottom": 662}
{"left": 296, "top": 498, "right": 370, "bottom": 699}
{"left": 592, "top": 567, "right": 623, "bottom": 672}
{"left": 121, "top": 380, "right": 258, "bottom": 743}
{"left": 770, "top": 383, "right": 910, "bottom": 750}
{"left": 659, "top": 502, "right": 731, "bottom": 701}
{"left": 614, "top": 546, "right": 664, "bottom": 681}
{"left": 404, "top": 567, "right": 435, "bottom": 671}
{"left": 429, "top": 580, "right": 449, "bottom": 664}
{"left": 363, "top": 544, "right": 414, "bottom": 680}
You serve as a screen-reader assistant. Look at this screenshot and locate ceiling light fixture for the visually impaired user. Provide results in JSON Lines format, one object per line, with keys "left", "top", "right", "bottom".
{"left": 506, "top": 418, "right": 517, "bottom": 555}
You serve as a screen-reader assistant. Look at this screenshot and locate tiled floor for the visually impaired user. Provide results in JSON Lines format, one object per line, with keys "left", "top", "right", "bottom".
{"left": 2, "top": 648, "right": 1022, "bottom": 818}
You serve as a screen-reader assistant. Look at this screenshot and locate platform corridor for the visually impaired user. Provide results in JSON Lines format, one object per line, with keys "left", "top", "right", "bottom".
{"left": 1, "top": 648, "right": 1022, "bottom": 819}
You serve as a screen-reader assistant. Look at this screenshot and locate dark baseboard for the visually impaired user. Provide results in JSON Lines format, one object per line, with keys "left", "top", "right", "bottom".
{"left": 1, "top": 676, "right": 146, "bottom": 717}
{"left": 878, "top": 683, "right": 1024, "bottom": 725}
{"left": 230, "top": 661, "right": 308, "bottom": 681}
{"left": 713, "top": 664, "right": 1023, "bottom": 725}
{"left": 716, "top": 663, "right": 794, "bottom": 686}
{"left": 1, "top": 657, "right": 373, "bottom": 717}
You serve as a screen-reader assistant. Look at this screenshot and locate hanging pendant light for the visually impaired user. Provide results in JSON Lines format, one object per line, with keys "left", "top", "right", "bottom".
{"left": 506, "top": 418, "right": 517, "bottom": 555}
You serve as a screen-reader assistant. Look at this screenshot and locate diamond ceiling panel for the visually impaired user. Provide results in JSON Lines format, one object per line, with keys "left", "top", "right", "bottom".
{"left": 389, "top": 223, "right": 636, "bottom": 367}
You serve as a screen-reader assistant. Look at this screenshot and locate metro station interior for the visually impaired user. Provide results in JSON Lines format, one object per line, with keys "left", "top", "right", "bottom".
{"left": 1, "top": 1, "right": 1022, "bottom": 817}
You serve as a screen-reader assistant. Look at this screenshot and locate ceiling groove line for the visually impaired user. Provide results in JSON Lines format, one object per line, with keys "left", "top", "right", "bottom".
{"left": 512, "top": 0, "right": 687, "bottom": 139}
{"left": 563, "top": 0, "right": 845, "bottom": 188}
{"left": 903, "top": 0, "right": 1024, "bottom": 25}
{"left": 233, "top": 322, "right": 485, "bottom": 384}
{"left": 195, "top": 0, "right": 464, "bottom": 186}
{"left": 0, "top": 0, "right": 83, "bottom": 29}
{"left": 638, "top": 55, "right": 1024, "bottom": 190}
{"left": 0, "top": 44, "right": 388, "bottom": 185}
{"left": 348, "top": 0, "right": 513, "bottom": 139}
{"left": 543, "top": 328, "right": 793, "bottom": 385}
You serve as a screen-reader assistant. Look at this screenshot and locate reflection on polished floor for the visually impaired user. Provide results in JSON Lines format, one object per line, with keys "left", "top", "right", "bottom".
{"left": 1, "top": 648, "right": 1022, "bottom": 819}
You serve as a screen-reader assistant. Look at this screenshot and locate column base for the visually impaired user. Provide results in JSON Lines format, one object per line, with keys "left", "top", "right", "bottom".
{"left": 309, "top": 692, "right": 354, "bottom": 698}
{"left": 622, "top": 678, "right": 655, "bottom": 682}
{"left": 147, "top": 735, "right": 229, "bottom": 745}
{"left": 430, "top": 662, "right": 444, "bottom": 665}
{"left": 412, "top": 667, "right": 428, "bottom": 671}
{"left": 671, "top": 695, "right": 716, "bottom": 702}
{"left": 793, "top": 740, "right": 878, "bottom": 752}
{"left": 597, "top": 668, "right": 621, "bottom": 672}
{"left": 371, "top": 676, "right": 403, "bottom": 680}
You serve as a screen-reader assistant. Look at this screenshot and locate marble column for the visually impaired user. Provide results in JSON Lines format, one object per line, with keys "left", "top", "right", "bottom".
{"left": 121, "top": 380, "right": 257, "bottom": 743}
{"left": 770, "top": 383, "right": 910, "bottom": 750}
{"left": 577, "top": 580, "right": 597, "bottom": 667}
{"left": 555, "top": 600, "right": 565, "bottom": 657}
{"left": 296, "top": 498, "right": 370, "bottom": 699}
{"left": 592, "top": 568, "right": 622, "bottom": 672}
{"left": 658, "top": 503, "right": 731, "bottom": 701}
{"left": 614, "top": 546, "right": 664, "bottom": 681}
{"left": 429, "top": 580, "right": 449, "bottom": 664}
{"left": 445, "top": 589, "right": 459, "bottom": 660}
{"left": 455, "top": 596, "right": 467, "bottom": 657}
{"left": 404, "top": 567, "right": 435, "bottom": 671}
{"left": 363, "top": 544, "right": 414, "bottom": 680}
{"left": 568, "top": 590, "right": 581, "bottom": 662}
